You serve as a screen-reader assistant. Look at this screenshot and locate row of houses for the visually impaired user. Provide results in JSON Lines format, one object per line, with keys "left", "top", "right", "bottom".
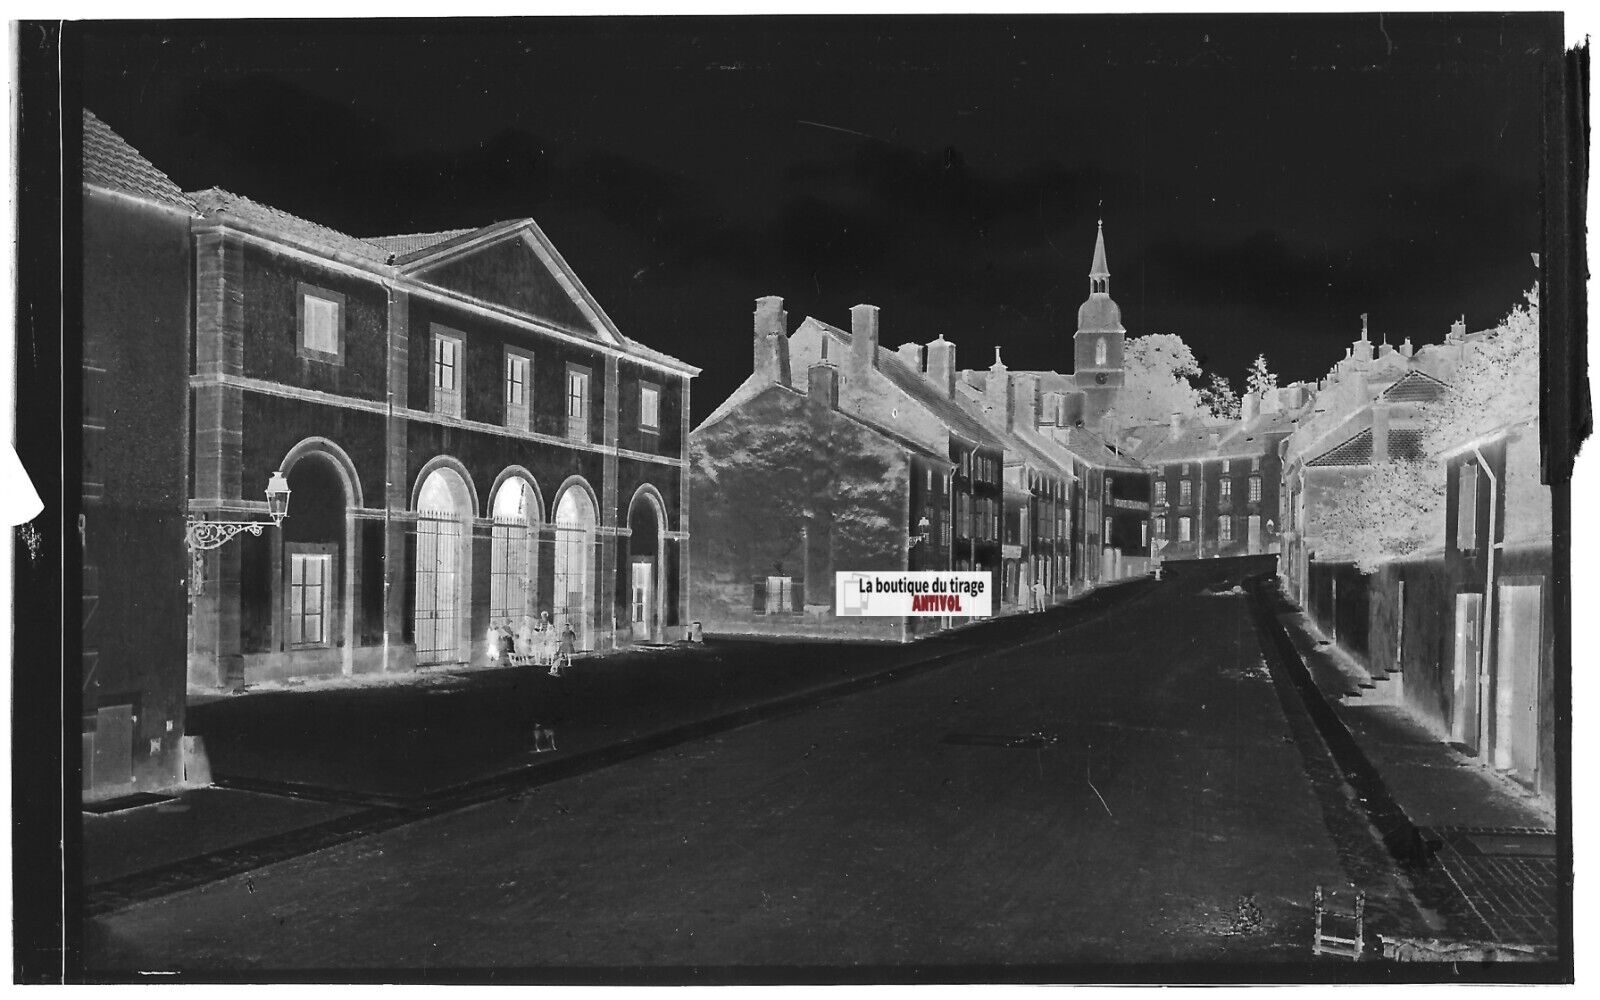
{"left": 82, "top": 110, "right": 697, "bottom": 799}
{"left": 687, "top": 223, "right": 1297, "bottom": 639}
{"left": 1279, "top": 300, "right": 1554, "bottom": 808}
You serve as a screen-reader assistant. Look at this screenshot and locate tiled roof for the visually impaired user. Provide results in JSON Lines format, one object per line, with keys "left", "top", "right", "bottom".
{"left": 1306, "top": 425, "right": 1429, "bottom": 467}
{"left": 188, "top": 188, "right": 390, "bottom": 263}
{"left": 364, "top": 229, "right": 476, "bottom": 256}
{"left": 1380, "top": 369, "right": 1449, "bottom": 403}
{"left": 82, "top": 110, "right": 195, "bottom": 213}
{"left": 1389, "top": 428, "right": 1426, "bottom": 462}
{"left": 1307, "top": 428, "right": 1372, "bottom": 467}
{"left": 876, "top": 349, "right": 1012, "bottom": 452}
{"left": 1054, "top": 426, "right": 1147, "bottom": 471}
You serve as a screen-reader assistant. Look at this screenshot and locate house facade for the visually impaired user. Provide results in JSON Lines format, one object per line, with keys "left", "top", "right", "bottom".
{"left": 186, "top": 191, "right": 698, "bottom": 691}
{"left": 81, "top": 110, "right": 698, "bottom": 741}
{"left": 80, "top": 110, "right": 197, "bottom": 800}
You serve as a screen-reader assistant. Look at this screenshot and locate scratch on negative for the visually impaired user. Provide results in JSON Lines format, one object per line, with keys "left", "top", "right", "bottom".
{"left": 1087, "top": 766, "right": 1114, "bottom": 819}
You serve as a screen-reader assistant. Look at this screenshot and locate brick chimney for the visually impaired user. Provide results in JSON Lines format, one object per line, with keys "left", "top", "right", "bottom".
{"left": 925, "top": 335, "right": 956, "bottom": 397}
{"left": 807, "top": 360, "right": 839, "bottom": 412}
{"left": 850, "top": 304, "right": 880, "bottom": 376}
{"left": 753, "top": 295, "right": 790, "bottom": 385}
{"left": 986, "top": 347, "right": 1012, "bottom": 426}
{"left": 1169, "top": 411, "right": 1183, "bottom": 439}
{"left": 895, "top": 342, "right": 924, "bottom": 373}
{"left": 1371, "top": 402, "right": 1390, "bottom": 463}
{"left": 1012, "top": 373, "right": 1042, "bottom": 430}
{"left": 1399, "top": 337, "right": 1414, "bottom": 358}
{"left": 1240, "top": 392, "right": 1259, "bottom": 424}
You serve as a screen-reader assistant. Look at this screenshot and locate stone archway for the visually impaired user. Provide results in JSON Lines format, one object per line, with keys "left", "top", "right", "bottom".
{"left": 414, "top": 465, "right": 474, "bottom": 665}
{"left": 552, "top": 479, "right": 598, "bottom": 651}
{"left": 626, "top": 487, "right": 666, "bottom": 644}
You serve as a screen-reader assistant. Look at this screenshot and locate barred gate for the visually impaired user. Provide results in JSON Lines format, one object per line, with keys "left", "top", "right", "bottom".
{"left": 415, "top": 513, "right": 465, "bottom": 665}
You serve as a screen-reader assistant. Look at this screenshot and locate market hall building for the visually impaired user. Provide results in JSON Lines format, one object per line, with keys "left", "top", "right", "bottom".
{"left": 83, "top": 111, "right": 698, "bottom": 743}
{"left": 184, "top": 188, "right": 699, "bottom": 691}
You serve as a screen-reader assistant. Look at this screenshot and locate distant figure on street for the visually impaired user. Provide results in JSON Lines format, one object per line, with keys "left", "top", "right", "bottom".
{"left": 1032, "top": 580, "right": 1048, "bottom": 612}
{"left": 552, "top": 621, "right": 576, "bottom": 678}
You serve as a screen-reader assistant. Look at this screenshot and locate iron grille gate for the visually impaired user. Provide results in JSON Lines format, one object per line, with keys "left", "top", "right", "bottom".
{"left": 415, "top": 513, "right": 464, "bottom": 665}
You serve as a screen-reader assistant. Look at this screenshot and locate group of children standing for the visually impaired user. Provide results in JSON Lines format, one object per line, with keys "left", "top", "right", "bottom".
{"left": 486, "top": 611, "right": 576, "bottom": 678}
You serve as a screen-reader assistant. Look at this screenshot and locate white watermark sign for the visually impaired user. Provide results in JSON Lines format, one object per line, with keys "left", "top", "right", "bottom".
{"left": 835, "top": 571, "right": 992, "bottom": 618}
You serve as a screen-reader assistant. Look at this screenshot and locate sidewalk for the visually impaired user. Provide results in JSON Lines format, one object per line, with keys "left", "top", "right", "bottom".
{"left": 84, "top": 580, "right": 1152, "bottom": 908}
{"left": 1253, "top": 577, "right": 1560, "bottom": 956}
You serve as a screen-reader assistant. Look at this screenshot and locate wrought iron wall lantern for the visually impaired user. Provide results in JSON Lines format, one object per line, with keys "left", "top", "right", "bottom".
{"left": 186, "top": 471, "right": 292, "bottom": 596}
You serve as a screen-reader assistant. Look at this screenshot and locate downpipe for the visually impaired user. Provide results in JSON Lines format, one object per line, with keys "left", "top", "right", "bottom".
{"left": 1469, "top": 445, "right": 1500, "bottom": 767}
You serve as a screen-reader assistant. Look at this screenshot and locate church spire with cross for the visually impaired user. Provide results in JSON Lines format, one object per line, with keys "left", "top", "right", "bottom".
{"left": 1074, "top": 218, "right": 1127, "bottom": 427}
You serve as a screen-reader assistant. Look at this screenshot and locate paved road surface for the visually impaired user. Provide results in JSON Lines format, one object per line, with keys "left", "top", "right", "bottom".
{"left": 87, "top": 566, "right": 1424, "bottom": 973}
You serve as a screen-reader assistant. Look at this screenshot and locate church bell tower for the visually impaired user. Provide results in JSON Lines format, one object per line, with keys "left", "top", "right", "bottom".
{"left": 1073, "top": 220, "right": 1126, "bottom": 427}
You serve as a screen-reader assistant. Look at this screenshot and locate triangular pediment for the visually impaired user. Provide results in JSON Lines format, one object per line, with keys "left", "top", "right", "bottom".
{"left": 404, "top": 225, "right": 620, "bottom": 343}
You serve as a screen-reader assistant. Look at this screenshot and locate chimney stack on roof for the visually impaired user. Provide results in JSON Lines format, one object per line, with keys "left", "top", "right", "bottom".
{"left": 753, "top": 295, "right": 791, "bottom": 385}
{"left": 1261, "top": 386, "right": 1282, "bottom": 414}
{"left": 896, "top": 342, "right": 924, "bottom": 373}
{"left": 1399, "top": 336, "right": 1414, "bottom": 358}
{"left": 925, "top": 335, "right": 956, "bottom": 398}
{"left": 1448, "top": 315, "right": 1467, "bottom": 343}
{"left": 1241, "top": 391, "right": 1259, "bottom": 424}
{"left": 986, "top": 347, "right": 1011, "bottom": 425}
{"left": 807, "top": 359, "right": 839, "bottom": 412}
{"left": 1169, "top": 411, "right": 1183, "bottom": 439}
{"left": 850, "top": 304, "right": 880, "bottom": 376}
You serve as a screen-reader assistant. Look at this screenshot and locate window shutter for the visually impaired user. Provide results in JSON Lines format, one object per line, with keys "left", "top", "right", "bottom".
{"left": 1457, "top": 464, "right": 1479, "bottom": 550}
{"left": 791, "top": 580, "right": 804, "bottom": 615}
{"left": 752, "top": 578, "right": 767, "bottom": 614}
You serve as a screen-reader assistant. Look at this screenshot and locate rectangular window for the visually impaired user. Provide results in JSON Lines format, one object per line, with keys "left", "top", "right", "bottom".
{"left": 1155, "top": 481, "right": 1167, "bottom": 504}
{"left": 1178, "top": 516, "right": 1192, "bottom": 542}
{"left": 432, "top": 329, "right": 462, "bottom": 418}
{"left": 1252, "top": 456, "right": 1262, "bottom": 471}
{"left": 1140, "top": 520, "right": 1149, "bottom": 547}
{"left": 1219, "top": 516, "right": 1233, "bottom": 541}
{"left": 1181, "top": 463, "right": 1190, "bottom": 475}
{"left": 1248, "top": 475, "right": 1262, "bottom": 502}
{"left": 288, "top": 552, "right": 332, "bottom": 647}
{"left": 1457, "top": 464, "right": 1479, "bottom": 550}
{"left": 297, "top": 284, "right": 345, "bottom": 363}
{"left": 1180, "top": 480, "right": 1193, "bottom": 505}
{"left": 639, "top": 382, "right": 660, "bottom": 431}
{"left": 1155, "top": 515, "right": 1167, "bottom": 538}
{"left": 1219, "top": 478, "right": 1232, "bottom": 504}
{"left": 1222, "top": 458, "right": 1231, "bottom": 473}
{"left": 566, "top": 365, "right": 590, "bottom": 443}
{"left": 504, "top": 350, "right": 531, "bottom": 431}
{"left": 1104, "top": 515, "right": 1113, "bottom": 540}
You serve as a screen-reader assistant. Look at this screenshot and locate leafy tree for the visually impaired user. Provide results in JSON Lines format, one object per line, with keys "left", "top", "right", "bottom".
{"left": 1315, "top": 460, "right": 1446, "bottom": 573}
{"left": 1199, "top": 373, "right": 1240, "bottom": 420}
{"left": 1114, "top": 333, "right": 1207, "bottom": 424}
{"left": 1245, "top": 354, "right": 1278, "bottom": 395}
{"left": 1422, "top": 285, "right": 1539, "bottom": 457}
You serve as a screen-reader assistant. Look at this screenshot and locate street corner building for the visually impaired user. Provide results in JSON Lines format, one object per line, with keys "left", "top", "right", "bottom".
{"left": 1279, "top": 307, "right": 1555, "bottom": 809}
{"left": 688, "top": 224, "right": 1160, "bottom": 642}
{"left": 79, "top": 110, "right": 698, "bottom": 802}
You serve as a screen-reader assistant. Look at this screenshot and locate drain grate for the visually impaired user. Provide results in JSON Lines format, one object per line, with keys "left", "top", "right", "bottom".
{"left": 942, "top": 732, "right": 1057, "bottom": 749}
{"left": 1462, "top": 833, "right": 1556, "bottom": 858}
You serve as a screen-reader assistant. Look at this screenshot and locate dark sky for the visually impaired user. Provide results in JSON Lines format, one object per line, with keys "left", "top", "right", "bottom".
{"left": 78, "top": 15, "right": 1553, "bottom": 421}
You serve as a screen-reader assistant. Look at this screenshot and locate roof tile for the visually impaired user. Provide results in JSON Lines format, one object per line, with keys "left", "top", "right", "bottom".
{"left": 82, "top": 110, "right": 195, "bottom": 213}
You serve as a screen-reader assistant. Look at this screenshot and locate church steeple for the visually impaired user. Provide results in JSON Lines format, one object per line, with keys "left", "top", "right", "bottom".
{"left": 1073, "top": 219, "right": 1127, "bottom": 427}
{"left": 1089, "top": 219, "right": 1110, "bottom": 295}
